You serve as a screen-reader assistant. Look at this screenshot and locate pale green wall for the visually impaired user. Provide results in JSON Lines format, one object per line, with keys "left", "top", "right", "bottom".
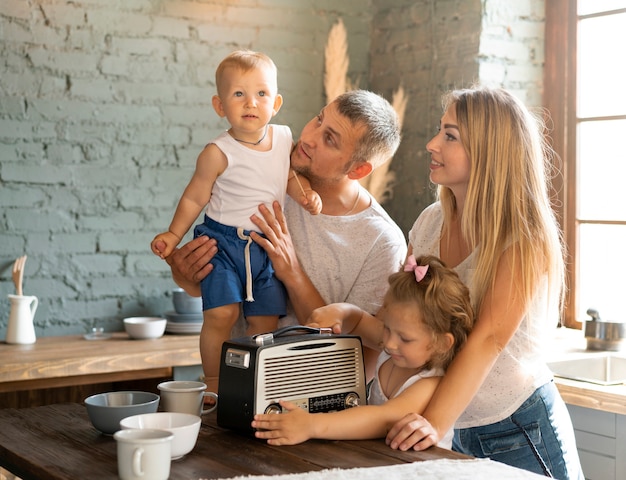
{"left": 0, "top": 0, "right": 545, "bottom": 337}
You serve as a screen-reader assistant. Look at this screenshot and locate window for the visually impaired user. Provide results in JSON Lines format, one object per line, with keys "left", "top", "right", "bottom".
{"left": 545, "top": 0, "right": 626, "bottom": 326}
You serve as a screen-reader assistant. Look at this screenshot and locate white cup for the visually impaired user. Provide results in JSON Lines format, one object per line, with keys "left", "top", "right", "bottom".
{"left": 114, "top": 429, "right": 173, "bottom": 480}
{"left": 157, "top": 380, "right": 217, "bottom": 416}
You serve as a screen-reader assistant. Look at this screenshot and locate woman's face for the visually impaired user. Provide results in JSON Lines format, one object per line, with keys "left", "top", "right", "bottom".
{"left": 426, "top": 105, "right": 471, "bottom": 196}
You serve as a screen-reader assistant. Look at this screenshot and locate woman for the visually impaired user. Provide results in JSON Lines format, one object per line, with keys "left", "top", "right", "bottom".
{"left": 386, "top": 86, "right": 583, "bottom": 479}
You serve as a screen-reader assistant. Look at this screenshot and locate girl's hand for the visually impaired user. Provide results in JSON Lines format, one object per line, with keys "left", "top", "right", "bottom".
{"left": 306, "top": 303, "right": 353, "bottom": 334}
{"left": 385, "top": 412, "right": 440, "bottom": 451}
{"left": 252, "top": 400, "right": 313, "bottom": 445}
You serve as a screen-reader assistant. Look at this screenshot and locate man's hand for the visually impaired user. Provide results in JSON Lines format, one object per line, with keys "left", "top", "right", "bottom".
{"left": 164, "top": 235, "right": 217, "bottom": 296}
{"left": 385, "top": 413, "right": 439, "bottom": 451}
{"left": 249, "top": 201, "right": 301, "bottom": 284}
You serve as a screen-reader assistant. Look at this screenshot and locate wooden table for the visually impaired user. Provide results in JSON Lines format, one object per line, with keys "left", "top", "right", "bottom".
{"left": 0, "top": 403, "right": 468, "bottom": 480}
{"left": 0, "top": 333, "right": 201, "bottom": 392}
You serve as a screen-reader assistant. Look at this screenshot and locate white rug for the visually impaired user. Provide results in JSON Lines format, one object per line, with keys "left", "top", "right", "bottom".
{"left": 208, "top": 458, "right": 546, "bottom": 480}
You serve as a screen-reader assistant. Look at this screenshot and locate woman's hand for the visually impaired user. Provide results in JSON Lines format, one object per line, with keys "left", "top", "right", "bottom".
{"left": 385, "top": 413, "right": 440, "bottom": 451}
{"left": 164, "top": 235, "right": 217, "bottom": 296}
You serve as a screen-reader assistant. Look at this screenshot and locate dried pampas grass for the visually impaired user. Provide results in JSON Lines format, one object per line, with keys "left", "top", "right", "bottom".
{"left": 324, "top": 18, "right": 407, "bottom": 204}
{"left": 324, "top": 18, "right": 349, "bottom": 103}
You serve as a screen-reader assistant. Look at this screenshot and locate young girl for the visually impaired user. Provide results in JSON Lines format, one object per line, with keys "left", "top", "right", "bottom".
{"left": 251, "top": 255, "right": 473, "bottom": 447}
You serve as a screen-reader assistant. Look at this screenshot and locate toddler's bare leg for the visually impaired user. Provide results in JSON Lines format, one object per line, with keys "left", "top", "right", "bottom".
{"left": 200, "top": 303, "right": 240, "bottom": 394}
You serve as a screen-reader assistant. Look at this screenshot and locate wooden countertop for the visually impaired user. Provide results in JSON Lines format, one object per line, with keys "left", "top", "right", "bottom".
{"left": 0, "top": 403, "right": 484, "bottom": 480}
{"left": 3, "top": 327, "right": 625, "bottom": 416}
{"left": 550, "top": 327, "right": 626, "bottom": 415}
{"left": 0, "top": 333, "right": 201, "bottom": 393}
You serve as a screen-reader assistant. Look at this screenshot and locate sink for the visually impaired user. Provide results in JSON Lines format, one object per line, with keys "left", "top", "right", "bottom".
{"left": 547, "top": 353, "right": 626, "bottom": 386}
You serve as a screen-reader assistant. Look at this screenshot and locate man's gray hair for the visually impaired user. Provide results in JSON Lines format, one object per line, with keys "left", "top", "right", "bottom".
{"left": 334, "top": 90, "right": 401, "bottom": 170}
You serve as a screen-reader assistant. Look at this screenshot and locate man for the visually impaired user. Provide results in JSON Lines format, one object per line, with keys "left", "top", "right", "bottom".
{"left": 162, "top": 90, "right": 407, "bottom": 390}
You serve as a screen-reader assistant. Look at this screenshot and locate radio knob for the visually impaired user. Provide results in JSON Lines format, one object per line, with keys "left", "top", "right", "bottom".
{"left": 264, "top": 404, "right": 282, "bottom": 415}
{"left": 344, "top": 392, "right": 360, "bottom": 408}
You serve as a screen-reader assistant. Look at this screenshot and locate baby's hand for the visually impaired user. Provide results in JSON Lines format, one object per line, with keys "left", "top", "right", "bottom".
{"left": 301, "top": 189, "right": 322, "bottom": 215}
{"left": 150, "top": 232, "right": 179, "bottom": 259}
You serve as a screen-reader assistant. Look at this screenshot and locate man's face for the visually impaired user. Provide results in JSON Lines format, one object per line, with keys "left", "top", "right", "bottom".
{"left": 290, "top": 101, "right": 366, "bottom": 186}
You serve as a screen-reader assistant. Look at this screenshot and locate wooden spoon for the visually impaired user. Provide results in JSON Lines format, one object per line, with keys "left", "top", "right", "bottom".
{"left": 12, "top": 255, "right": 27, "bottom": 296}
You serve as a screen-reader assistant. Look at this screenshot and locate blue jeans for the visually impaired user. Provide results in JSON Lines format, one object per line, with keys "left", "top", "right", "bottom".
{"left": 452, "top": 381, "right": 584, "bottom": 480}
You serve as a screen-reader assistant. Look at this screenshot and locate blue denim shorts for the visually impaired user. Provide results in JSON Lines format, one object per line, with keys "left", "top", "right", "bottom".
{"left": 453, "top": 381, "right": 584, "bottom": 480}
{"left": 194, "top": 216, "right": 287, "bottom": 317}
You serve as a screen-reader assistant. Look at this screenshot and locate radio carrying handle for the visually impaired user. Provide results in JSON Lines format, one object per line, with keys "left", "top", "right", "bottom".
{"left": 253, "top": 325, "right": 332, "bottom": 346}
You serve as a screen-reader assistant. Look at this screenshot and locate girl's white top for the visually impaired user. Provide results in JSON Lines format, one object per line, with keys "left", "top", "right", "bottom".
{"left": 368, "top": 351, "right": 453, "bottom": 449}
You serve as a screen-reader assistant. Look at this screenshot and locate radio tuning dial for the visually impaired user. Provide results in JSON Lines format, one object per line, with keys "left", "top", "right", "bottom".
{"left": 344, "top": 392, "right": 360, "bottom": 408}
{"left": 264, "top": 404, "right": 282, "bottom": 415}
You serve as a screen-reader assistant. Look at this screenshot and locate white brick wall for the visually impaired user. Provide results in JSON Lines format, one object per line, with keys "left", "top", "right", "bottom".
{"left": 0, "top": 0, "right": 371, "bottom": 336}
{"left": 0, "top": 0, "right": 544, "bottom": 337}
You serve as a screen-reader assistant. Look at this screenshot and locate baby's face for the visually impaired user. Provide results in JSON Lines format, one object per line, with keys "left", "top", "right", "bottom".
{"left": 216, "top": 65, "right": 281, "bottom": 134}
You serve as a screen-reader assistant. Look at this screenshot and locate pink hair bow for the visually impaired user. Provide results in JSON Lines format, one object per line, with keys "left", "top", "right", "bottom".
{"left": 404, "top": 255, "right": 429, "bottom": 282}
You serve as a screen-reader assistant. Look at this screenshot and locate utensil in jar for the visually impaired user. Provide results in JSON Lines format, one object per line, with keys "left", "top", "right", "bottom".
{"left": 11, "top": 255, "right": 27, "bottom": 296}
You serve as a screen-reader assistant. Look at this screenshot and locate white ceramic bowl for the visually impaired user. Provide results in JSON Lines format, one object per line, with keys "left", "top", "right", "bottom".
{"left": 84, "top": 391, "right": 160, "bottom": 435}
{"left": 123, "top": 317, "right": 167, "bottom": 339}
{"left": 120, "top": 412, "right": 201, "bottom": 459}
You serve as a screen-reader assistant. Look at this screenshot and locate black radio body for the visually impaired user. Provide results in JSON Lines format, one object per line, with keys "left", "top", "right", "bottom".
{"left": 216, "top": 326, "right": 367, "bottom": 432}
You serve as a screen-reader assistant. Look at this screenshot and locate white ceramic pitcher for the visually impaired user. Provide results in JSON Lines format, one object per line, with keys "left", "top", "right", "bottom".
{"left": 6, "top": 294, "right": 38, "bottom": 344}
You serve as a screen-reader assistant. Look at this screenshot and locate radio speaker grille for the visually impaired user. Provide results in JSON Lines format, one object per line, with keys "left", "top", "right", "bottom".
{"left": 260, "top": 347, "right": 363, "bottom": 400}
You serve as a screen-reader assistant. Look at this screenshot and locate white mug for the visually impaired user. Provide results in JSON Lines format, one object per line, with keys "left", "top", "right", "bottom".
{"left": 114, "top": 429, "right": 173, "bottom": 480}
{"left": 157, "top": 380, "right": 217, "bottom": 416}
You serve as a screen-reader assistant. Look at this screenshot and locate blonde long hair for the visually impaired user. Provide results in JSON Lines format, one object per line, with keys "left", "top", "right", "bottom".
{"left": 438, "top": 87, "right": 565, "bottom": 316}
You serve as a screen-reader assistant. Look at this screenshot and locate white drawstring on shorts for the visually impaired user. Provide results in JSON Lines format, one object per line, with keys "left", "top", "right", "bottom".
{"left": 236, "top": 228, "right": 254, "bottom": 302}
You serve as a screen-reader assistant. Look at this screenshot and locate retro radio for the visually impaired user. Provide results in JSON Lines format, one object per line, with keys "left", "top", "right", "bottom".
{"left": 216, "top": 326, "right": 367, "bottom": 432}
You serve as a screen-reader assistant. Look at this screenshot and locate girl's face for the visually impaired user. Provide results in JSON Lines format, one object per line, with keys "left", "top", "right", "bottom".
{"left": 380, "top": 301, "right": 436, "bottom": 370}
{"left": 426, "top": 105, "right": 471, "bottom": 197}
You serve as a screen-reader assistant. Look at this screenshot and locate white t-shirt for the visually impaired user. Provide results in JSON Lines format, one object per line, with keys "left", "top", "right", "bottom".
{"left": 232, "top": 191, "right": 407, "bottom": 335}
{"left": 408, "top": 202, "right": 555, "bottom": 428}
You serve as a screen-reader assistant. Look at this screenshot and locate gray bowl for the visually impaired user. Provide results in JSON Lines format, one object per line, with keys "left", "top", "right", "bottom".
{"left": 172, "top": 288, "right": 203, "bottom": 314}
{"left": 84, "top": 391, "right": 160, "bottom": 435}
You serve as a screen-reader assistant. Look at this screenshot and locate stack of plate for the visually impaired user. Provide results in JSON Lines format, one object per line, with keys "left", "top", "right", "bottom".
{"left": 164, "top": 311, "right": 203, "bottom": 334}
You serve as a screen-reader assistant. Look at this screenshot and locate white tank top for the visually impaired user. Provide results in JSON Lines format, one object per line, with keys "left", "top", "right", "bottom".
{"left": 368, "top": 351, "right": 453, "bottom": 449}
{"left": 205, "top": 124, "right": 292, "bottom": 232}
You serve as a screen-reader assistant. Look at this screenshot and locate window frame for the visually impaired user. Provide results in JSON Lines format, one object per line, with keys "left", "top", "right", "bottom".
{"left": 544, "top": 0, "right": 626, "bottom": 327}
{"left": 544, "top": 0, "right": 578, "bottom": 327}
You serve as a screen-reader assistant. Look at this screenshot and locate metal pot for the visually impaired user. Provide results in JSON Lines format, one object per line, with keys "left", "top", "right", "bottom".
{"left": 584, "top": 308, "right": 626, "bottom": 351}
